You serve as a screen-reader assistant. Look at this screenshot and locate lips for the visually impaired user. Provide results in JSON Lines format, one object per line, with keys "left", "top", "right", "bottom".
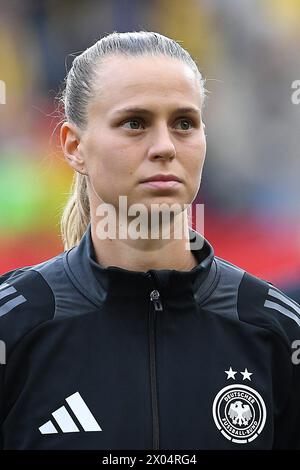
{"left": 140, "top": 174, "right": 182, "bottom": 183}
{"left": 141, "top": 180, "right": 181, "bottom": 189}
{"left": 140, "top": 174, "right": 182, "bottom": 190}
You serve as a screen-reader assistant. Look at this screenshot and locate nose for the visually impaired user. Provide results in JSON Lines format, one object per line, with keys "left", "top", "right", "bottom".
{"left": 147, "top": 123, "right": 176, "bottom": 161}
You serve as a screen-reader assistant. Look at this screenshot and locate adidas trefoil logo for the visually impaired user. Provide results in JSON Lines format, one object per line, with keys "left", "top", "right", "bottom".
{"left": 39, "top": 391, "right": 102, "bottom": 434}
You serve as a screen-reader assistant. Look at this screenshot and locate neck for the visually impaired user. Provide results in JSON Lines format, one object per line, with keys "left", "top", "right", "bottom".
{"left": 90, "top": 215, "right": 197, "bottom": 273}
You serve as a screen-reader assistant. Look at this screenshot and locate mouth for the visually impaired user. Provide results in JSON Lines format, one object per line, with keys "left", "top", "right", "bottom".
{"left": 140, "top": 180, "right": 182, "bottom": 189}
{"left": 140, "top": 174, "right": 183, "bottom": 190}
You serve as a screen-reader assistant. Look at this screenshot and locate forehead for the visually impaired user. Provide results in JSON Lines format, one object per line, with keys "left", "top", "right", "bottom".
{"left": 88, "top": 55, "right": 202, "bottom": 118}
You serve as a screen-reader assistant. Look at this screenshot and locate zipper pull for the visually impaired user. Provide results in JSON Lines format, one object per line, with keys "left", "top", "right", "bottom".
{"left": 150, "top": 290, "right": 163, "bottom": 311}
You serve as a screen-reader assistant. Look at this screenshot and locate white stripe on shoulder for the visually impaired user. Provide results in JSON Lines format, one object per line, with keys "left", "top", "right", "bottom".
{"left": 0, "top": 286, "right": 17, "bottom": 300}
{"left": 0, "top": 296, "right": 27, "bottom": 318}
{"left": 0, "top": 283, "right": 10, "bottom": 291}
{"left": 268, "top": 288, "right": 300, "bottom": 316}
{"left": 264, "top": 300, "right": 300, "bottom": 327}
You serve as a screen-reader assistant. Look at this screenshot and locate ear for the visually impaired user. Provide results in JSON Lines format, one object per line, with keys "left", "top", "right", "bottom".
{"left": 60, "top": 122, "right": 87, "bottom": 175}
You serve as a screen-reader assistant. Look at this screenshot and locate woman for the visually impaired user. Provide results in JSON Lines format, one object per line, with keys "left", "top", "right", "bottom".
{"left": 0, "top": 31, "right": 300, "bottom": 450}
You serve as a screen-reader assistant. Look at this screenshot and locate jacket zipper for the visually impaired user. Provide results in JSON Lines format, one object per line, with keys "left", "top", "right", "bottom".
{"left": 149, "top": 287, "right": 163, "bottom": 450}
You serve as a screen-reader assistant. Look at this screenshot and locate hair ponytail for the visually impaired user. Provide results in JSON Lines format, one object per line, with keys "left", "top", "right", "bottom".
{"left": 60, "top": 173, "right": 90, "bottom": 250}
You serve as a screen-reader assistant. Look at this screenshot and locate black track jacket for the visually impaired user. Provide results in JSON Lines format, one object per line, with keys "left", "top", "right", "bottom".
{"left": 1, "top": 225, "right": 300, "bottom": 450}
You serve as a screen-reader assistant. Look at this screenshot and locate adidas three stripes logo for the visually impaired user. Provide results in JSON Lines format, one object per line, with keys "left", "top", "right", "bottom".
{"left": 264, "top": 287, "right": 300, "bottom": 327}
{"left": 39, "top": 392, "right": 102, "bottom": 434}
{"left": 0, "top": 282, "right": 27, "bottom": 317}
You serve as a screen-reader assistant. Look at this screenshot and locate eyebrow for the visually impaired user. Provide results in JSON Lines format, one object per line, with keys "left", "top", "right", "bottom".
{"left": 111, "top": 106, "right": 201, "bottom": 116}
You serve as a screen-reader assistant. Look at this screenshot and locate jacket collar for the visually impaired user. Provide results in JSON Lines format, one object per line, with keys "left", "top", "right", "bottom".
{"left": 63, "top": 224, "right": 217, "bottom": 307}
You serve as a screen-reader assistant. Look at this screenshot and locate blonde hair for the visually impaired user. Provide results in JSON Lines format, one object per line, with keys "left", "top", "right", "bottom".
{"left": 60, "top": 31, "right": 205, "bottom": 249}
{"left": 61, "top": 173, "right": 90, "bottom": 249}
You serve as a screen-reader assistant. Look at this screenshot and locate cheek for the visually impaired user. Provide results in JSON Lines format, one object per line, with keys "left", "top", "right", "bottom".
{"left": 88, "top": 134, "right": 130, "bottom": 175}
{"left": 186, "top": 139, "right": 206, "bottom": 173}
{"left": 99, "top": 137, "right": 141, "bottom": 178}
{"left": 196, "top": 134, "right": 207, "bottom": 166}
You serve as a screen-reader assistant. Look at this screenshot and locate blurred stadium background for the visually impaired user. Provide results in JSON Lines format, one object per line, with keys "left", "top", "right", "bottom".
{"left": 0, "top": 0, "right": 299, "bottom": 300}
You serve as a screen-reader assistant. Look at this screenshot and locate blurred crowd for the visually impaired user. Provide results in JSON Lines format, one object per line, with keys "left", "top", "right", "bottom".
{"left": 0, "top": 0, "right": 299, "bottom": 297}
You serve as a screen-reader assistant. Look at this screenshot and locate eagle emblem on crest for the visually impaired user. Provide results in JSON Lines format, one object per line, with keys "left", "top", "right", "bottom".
{"left": 228, "top": 400, "right": 252, "bottom": 426}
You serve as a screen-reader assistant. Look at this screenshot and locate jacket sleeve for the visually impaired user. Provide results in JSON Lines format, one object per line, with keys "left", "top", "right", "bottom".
{"left": 267, "top": 286, "right": 300, "bottom": 449}
{"left": 0, "top": 270, "right": 21, "bottom": 448}
{"left": 237, "top": 271, "right": 300, "bottom": 449}
{"left": 273, "top": 359, "right": 300, "bottom": 448}
{"left": 0, "top": 362, "right": 3, "bottom": 449}
{"left": 0, "top": 268, "right": 55, "bottom": 449}
{"left": 272, "top": 318, "right": 300, "bottom": 449}
{"left": 0, "top": 269, "right": 29, "bottom": 448}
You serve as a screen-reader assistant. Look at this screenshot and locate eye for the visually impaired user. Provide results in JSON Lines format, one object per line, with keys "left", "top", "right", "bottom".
{"left": 175, "top": 118, "right": 194, "bottom": 131}
{"left": 121, "top": 119, "right": 144, "bottom": 130}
